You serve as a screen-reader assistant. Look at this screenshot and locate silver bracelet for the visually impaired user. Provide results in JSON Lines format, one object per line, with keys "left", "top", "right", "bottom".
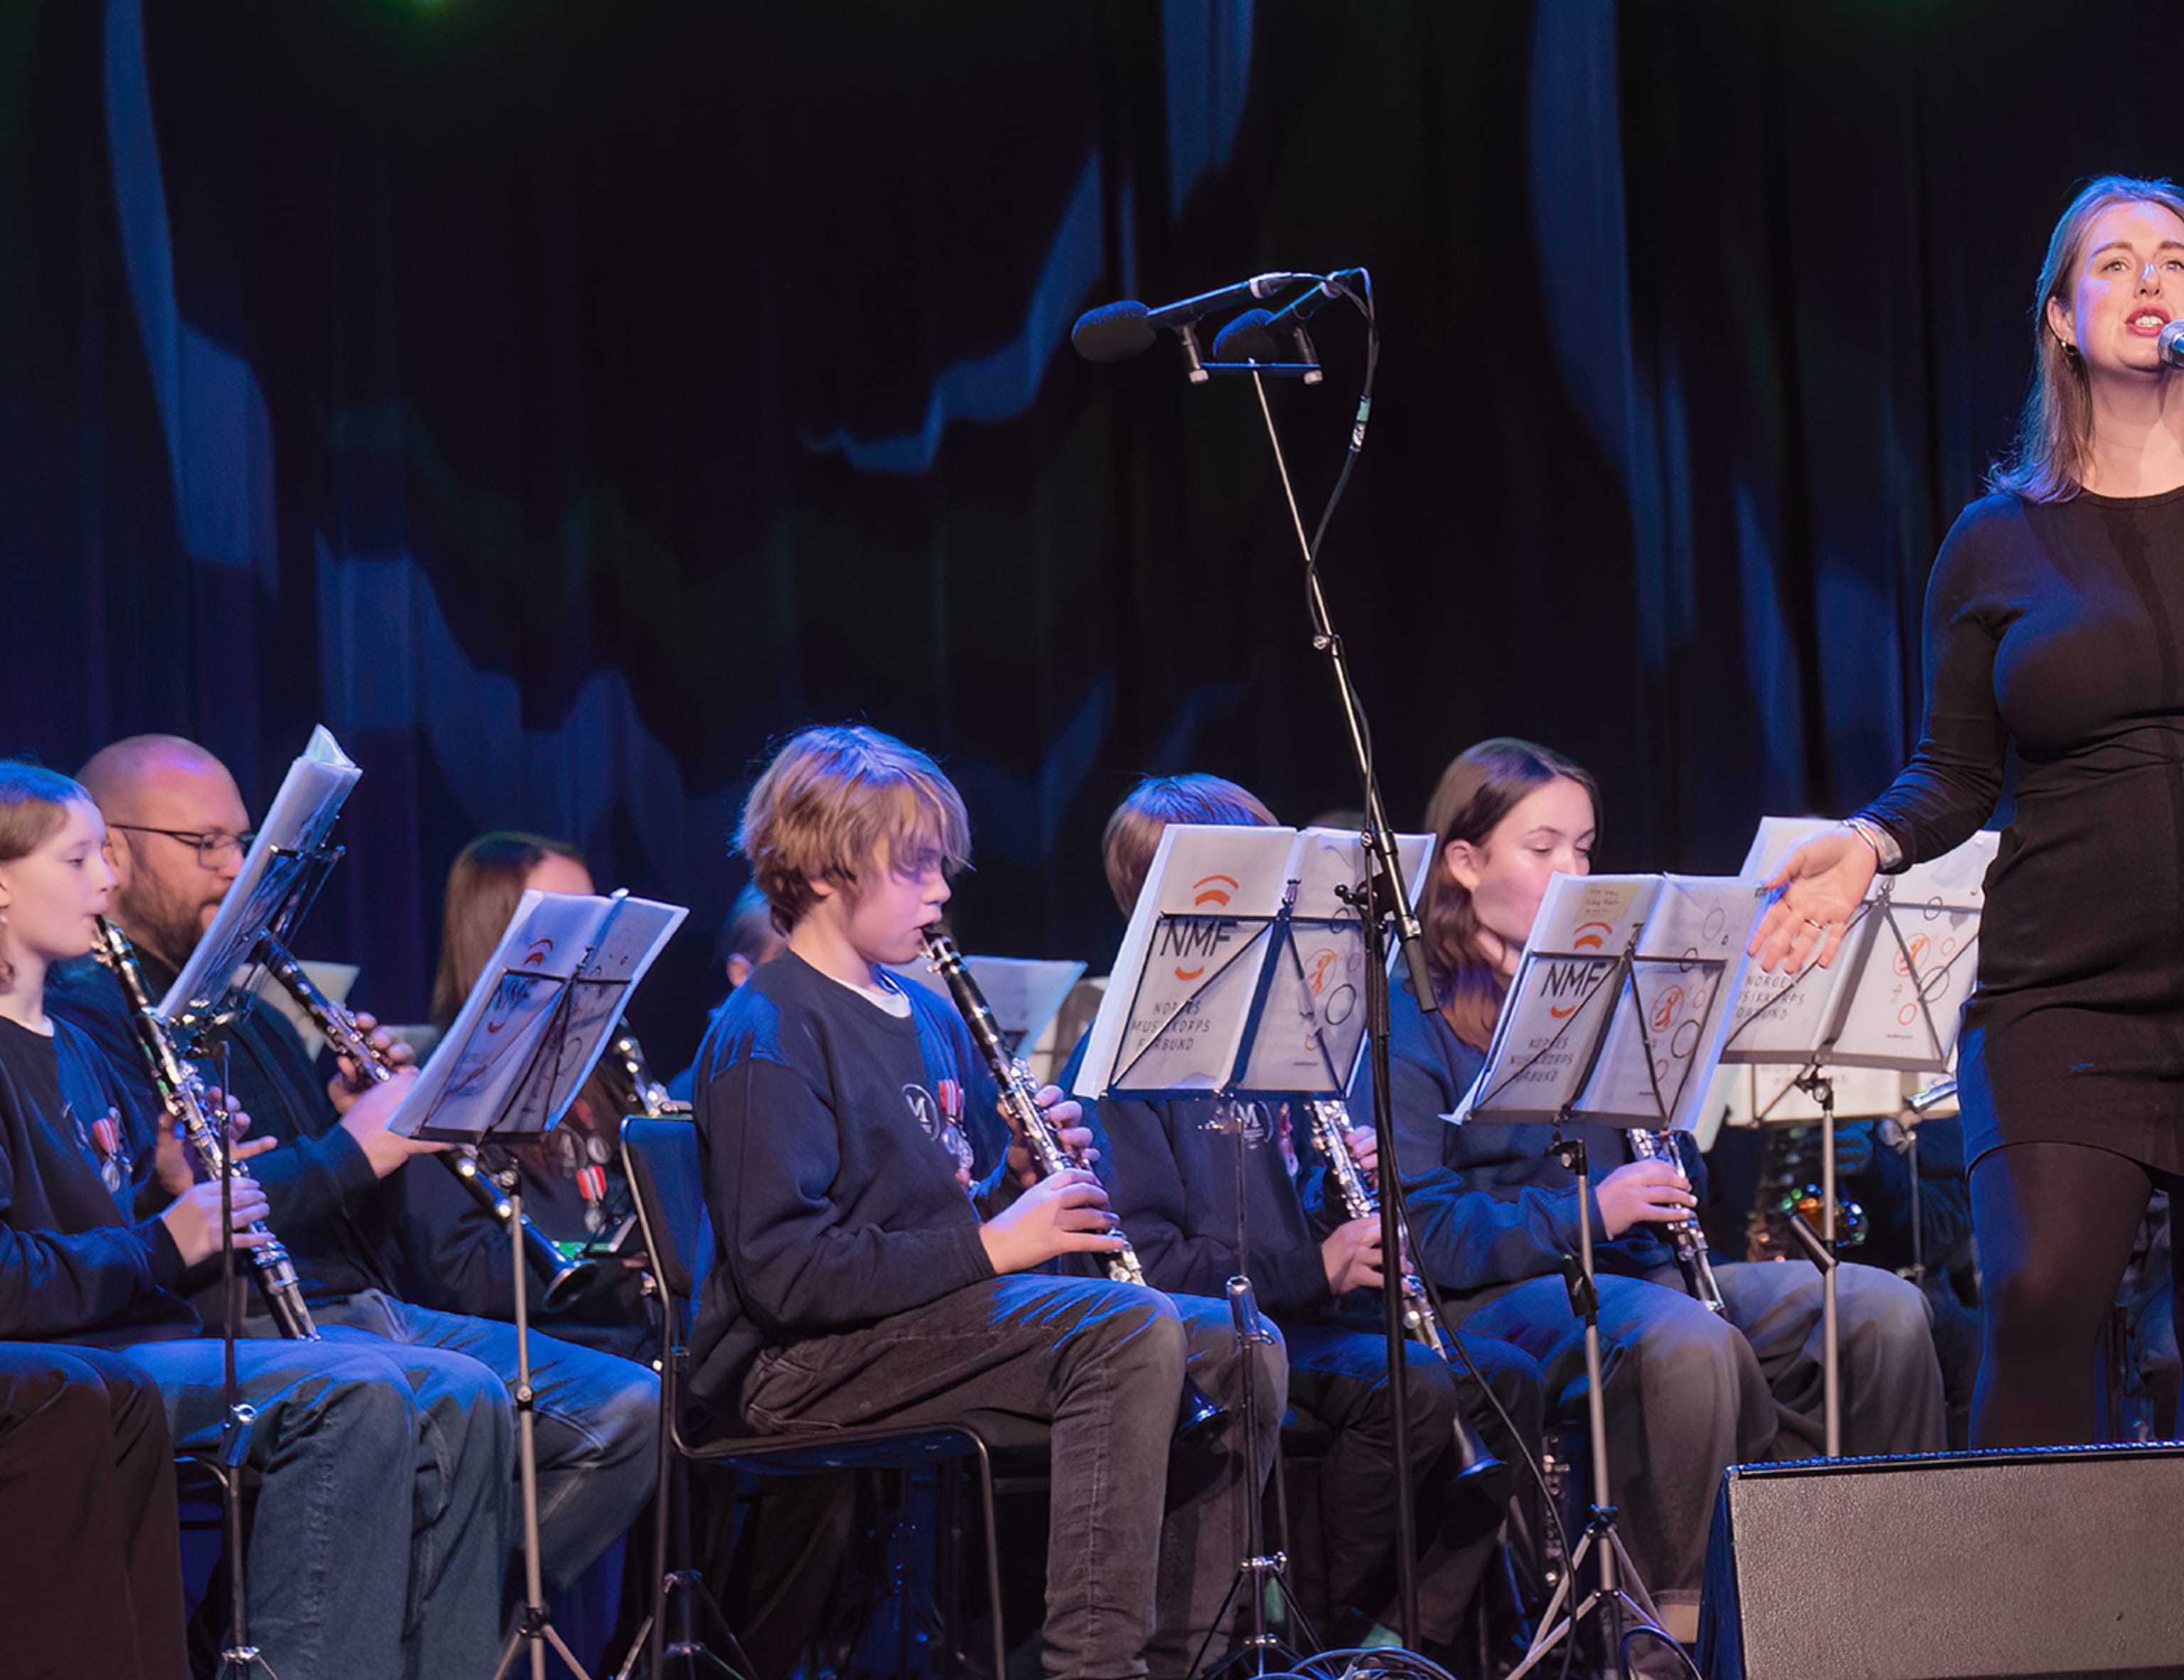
{"left": 1841, "top": 815, "right": 1900, "bottom": 872}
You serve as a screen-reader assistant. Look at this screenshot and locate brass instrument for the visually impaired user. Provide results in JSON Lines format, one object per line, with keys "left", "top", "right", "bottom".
{"left": 92, "top": 918, "right": 319, "bottom": 1339}
{"left": 254, "top": 937, "right": 601, "bottom": 1310}
{"left": 919, "top": 930, "right": 1222, "bottom": 1438}
{"left": 1305, "top": 1098, "right": 1508, "bottom": 1499}
{"left": 1627, "top": 1128, "right": 1726, "bottom": 1313}
{"left": 1744, "top": 1122, "right": 1868, "bottom": 1264}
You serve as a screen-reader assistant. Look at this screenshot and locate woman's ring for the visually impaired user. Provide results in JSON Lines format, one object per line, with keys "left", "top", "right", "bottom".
{"left": 1803, "top": 917, "right": 1827, "bottom": 931}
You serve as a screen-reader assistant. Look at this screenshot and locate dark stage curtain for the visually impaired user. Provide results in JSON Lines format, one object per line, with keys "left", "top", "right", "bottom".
{"left": 0, "top": 0, "right": 2161, "bottom": 1068}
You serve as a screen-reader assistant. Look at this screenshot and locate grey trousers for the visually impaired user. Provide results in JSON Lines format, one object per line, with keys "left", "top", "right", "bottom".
{"left": 1455, "top": 1259, "right": 1944, "bottom": 1603}
{"left": 742, "top": 1273, "right": 1280, "bottom": 1680}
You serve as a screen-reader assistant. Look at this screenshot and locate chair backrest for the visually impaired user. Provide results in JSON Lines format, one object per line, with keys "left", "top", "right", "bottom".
{"left": 621, "top": 1116, "right": 707, "bottom": 1310}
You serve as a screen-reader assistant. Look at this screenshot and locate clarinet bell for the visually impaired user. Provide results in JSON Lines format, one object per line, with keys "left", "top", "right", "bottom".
{"left": 1445, "top": 1417, "right": 1515, "bottom": 1547}
{"left": 1174, "top": 1379, "right": 1229, "bottom": 1443}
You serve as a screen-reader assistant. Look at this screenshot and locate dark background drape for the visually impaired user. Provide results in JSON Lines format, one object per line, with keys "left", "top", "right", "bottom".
{"left": 0, "top": 0, "right": 2159, "bottom": 1069}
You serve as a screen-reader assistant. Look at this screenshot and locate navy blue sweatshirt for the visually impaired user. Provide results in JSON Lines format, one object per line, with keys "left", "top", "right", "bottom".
{"left": 1351, "top": 983, "right": 1705, "bottom": 1299}
{"left": 0, "top": 1015, "right": 194, "bottom": 1345}
{"left": 48, "top": 953, "right": 398, "bottom": 1312}
{"left": 687, "top": 950, "right": 1008, "bottom": 1425}
{"left": 1061, "top": 1034, "right": 1354, "bottom": 1326}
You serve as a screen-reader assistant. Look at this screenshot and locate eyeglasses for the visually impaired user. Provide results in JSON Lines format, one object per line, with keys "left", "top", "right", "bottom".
{"left": 109, "top": 824, "right": 259, "bottom": 870}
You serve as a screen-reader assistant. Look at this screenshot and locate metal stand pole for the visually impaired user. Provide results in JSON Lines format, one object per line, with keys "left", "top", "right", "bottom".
{"left": 1508, "top": 1133, "right": 1672, "bottom": 1680}
{"left": 1789, "top": 1071, "right": 1843, "bottom": 1458}
{"left": 215, "top": 1103, "right": 277, "bottom": 1680}
{"left": 495, "top": 1179, "right": 592, "bottom": 1680}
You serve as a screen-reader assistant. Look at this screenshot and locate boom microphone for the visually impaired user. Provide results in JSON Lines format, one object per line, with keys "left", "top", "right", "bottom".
{"left": 1071, "top": 272, "right": 1312, "bottom": 363}
{"left": 1210, "top": 269, "right": 1365, "bottom": 363}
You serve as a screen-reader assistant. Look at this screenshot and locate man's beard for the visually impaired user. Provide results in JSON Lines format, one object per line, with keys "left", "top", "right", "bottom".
{"left": 119, "top": 880, "right": 220, "bottom": 973}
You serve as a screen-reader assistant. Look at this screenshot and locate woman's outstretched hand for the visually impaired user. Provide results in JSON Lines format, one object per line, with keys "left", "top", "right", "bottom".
{"left": 1747, "top": 828, "right": 1878, "bottom": 973}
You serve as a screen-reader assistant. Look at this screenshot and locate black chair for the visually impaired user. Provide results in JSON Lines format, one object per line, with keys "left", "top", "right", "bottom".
{"left": 619, "top": 1116, "right": 1042, "bottom": 1679}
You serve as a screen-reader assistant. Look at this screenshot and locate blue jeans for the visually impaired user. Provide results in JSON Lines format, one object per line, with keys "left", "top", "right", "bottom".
{"left": 124, "top": 1328, "right": 510, "bottom": 1679}
{"left": 310, "top": 1290, "right": 660, "bottom": 1598}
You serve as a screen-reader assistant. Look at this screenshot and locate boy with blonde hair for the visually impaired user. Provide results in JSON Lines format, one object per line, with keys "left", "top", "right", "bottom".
{"left": 687, "top": 725, "right": 1264, "bottom": 1680}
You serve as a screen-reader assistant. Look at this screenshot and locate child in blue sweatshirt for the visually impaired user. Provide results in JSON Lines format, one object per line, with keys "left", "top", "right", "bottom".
{"left": 687, "top": 724, "right": 1268, "bottom": 1680}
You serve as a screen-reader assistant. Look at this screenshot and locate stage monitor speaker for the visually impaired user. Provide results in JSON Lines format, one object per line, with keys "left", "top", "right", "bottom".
{"left": 1698, "top": 1442, "right": 2184, "bottom": 1680}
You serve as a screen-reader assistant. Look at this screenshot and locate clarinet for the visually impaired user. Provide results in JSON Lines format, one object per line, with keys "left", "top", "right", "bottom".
{"left": 919, "top": 930, "right": 1147, "bottom": 1286}
{"left": 1305, "top": 1098, "right": 1506, "bottom": 1487}
{"left": 919, "top": 930, "right": 1223, "bottom": 1438}
{"left": 92, "top": 918, "right": 319, "bottom": 1340}
{"left": 1304, "top": 1098, "right": 1455, "bottom": 1353}
{"left": 1627, "top": 1128, "right": 1726, "bottom": 1312}
{"left": 254, "top": 937, "right": 601, "bottom": 1310}
{"left": 609, "top": 1031, "right": 691, "bottom": 1117}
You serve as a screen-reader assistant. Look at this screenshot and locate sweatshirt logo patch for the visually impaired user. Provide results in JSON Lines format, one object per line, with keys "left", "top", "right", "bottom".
{"left": 903, "top": 1082, "right": 975, "bottom": 1180}
{"left": 70, "top": 1103, "right": 130, "bottom": 1194}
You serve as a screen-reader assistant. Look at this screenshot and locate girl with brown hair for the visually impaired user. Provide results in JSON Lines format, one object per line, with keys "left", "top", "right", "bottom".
{"left": 1361, "top": 738, "right": 1944, "bottom": 1635}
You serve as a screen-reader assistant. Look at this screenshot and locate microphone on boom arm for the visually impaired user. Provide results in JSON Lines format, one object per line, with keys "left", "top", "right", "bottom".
{"left": 1071, "top": 272, "right": 1313, "bottom": 380}
{"left": 1209, "top": 269, "right": 1366, "bottom": 378}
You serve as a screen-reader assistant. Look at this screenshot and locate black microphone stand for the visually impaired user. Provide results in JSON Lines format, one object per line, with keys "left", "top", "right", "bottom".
{"left": 1215, "top": 274, "right": 1434, "bottom": 1648}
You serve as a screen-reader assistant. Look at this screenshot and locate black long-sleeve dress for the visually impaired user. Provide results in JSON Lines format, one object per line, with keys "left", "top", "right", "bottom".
{"left": 1858, "top": 485, "right": 2184, "bottom": 1175}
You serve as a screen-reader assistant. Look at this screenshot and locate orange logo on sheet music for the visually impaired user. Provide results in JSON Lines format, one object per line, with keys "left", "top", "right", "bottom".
{"left": 523, "top": 937, "right": 554, "bottom": 966}
{"left": 1162, "top": 877, "right": 1244, "bottom": 982}
{"left": 1892, "top": 935, "right": 1931, "bottom": 978}
{"left": 1305, "top": 948, "right": 1339, "bottom": 994}
{"left": 1571, "top": 922, "right": 1612, "bottom": 951}
{"left": 1651, "top": 986, "right": 1685, "bottom": 1034}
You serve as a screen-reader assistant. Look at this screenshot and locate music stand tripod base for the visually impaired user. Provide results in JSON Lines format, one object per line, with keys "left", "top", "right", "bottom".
{"left": 1506, "top": 1130, "right": 1674, "bottom": 1680}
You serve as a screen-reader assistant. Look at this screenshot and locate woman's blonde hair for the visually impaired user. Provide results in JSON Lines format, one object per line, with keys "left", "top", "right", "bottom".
{"left": 737, "top": 725, "right": 971, "bottom": 934}
{"left": 1989, "top": 173, "right": 2184, "bottom": 502}
{"left": 1419, "top": 738, "right": 1599, "bottom": 1050}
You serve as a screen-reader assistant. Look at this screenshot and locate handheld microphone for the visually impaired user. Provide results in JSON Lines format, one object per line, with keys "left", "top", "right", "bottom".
{"left": 1071, "top": 272, "right": 1312, "bottom": 363}
{"left": 1209, "top": 269, "right": 1364, "bottom": 363}
{"left": 2159, "top": 319, "right": 2184, "bottom": 368}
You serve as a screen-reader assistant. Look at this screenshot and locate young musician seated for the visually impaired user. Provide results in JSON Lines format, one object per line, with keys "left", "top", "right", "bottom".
{"left": 1357, "top": 738, "right": 1947, "bottom": 1637}
{"left": 0, "top": 761, "right": 508, "bottom": 1677}
{"left": 1066, "top": 774, "right": 1548, "bottom": 1654}
{"left": 46, "top": 736, "right": 658, "bottom": 1612}
{"left": 686, "top": 724, "right": 1277, "bottom": 1680}
{"left": 393, "top": 829, "right": 655, "bottom": 1361}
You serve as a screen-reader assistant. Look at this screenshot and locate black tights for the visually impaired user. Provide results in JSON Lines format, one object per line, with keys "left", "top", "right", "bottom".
{"left": 1969, "top": 1140, "right": 2180, "bottom": 1447}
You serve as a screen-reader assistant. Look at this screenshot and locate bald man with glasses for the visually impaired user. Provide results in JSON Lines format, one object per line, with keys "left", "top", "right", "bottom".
{"left": 49, "top": 734, "right": 659, "bottom": 1625}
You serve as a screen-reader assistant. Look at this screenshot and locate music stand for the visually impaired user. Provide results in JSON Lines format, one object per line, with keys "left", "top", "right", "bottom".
{"left": 1453, "top": 872, "right": 1760, "bottom": 1680}
{"left": 393, "top": 889, "right": 687, "bottom": 1680}
{"left": 1075, "top": 821, "right": 1434, "bottom": 1674}
{"left": 1721, "top": 818, "right": 1993, "bottom": 1456}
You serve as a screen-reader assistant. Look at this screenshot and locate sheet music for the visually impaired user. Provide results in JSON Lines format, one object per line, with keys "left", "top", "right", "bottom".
{"left": 158, "top": 725, "right": 361, "bottom": 1028}
{"left": 889, "top": 954, "right": 1086, "bottom": 1057}
{"left": 1073, "top": 825, "right": 1432, "bottom": 1099}
{"left": 389, "top": 889, "right": 687, "bottom": 1141}
{"left": 1722, "top": 817, "right": 1994, "bottom": 1072}
{"left": 1462, "top": 873, "right": 1762, "bottom": 1130}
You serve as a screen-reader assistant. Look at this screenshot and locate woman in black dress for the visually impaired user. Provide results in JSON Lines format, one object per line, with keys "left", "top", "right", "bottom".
{"left": 1753, "top": 173, "right": 2184, "bottom": 1447}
